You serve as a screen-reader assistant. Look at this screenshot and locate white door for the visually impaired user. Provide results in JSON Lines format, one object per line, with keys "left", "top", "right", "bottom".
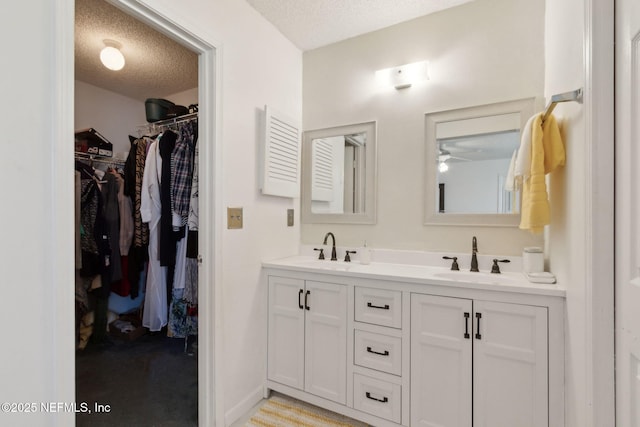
{"left": 267, "top": 276, "right": 305, "bottom": 390}
{"left": 473, "top": 301, "right": 547, "bottom": 427}
{"left": 411, "top": 293, "right": 473, "bottom": 427}
{"left": 615, "top": 1, "right": 640, "bottom": 425}
{"left": 304, "top": 280, "right": 347, "bottom": 404}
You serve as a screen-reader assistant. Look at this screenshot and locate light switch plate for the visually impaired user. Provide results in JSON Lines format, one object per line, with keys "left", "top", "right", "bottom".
{"left": 287, "top": 209, "right": 294, "bottom": 227}
{"left": 227, "top": 207, "right": 243, "bottom": 229}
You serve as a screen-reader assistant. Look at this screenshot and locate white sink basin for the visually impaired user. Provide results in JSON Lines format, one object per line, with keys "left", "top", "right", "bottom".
{"left": 433, "top": 271, "right": 515, "bottom": 285}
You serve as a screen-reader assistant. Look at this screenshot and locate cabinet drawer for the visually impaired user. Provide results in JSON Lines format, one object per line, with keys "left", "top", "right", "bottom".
{"left": 355, "top": 287, "right": 402, "bottom": 328}
{"left": 353, "top": 373, "right": 401, "bottom": 423}
{"left": 354, "top": 330, "right": 402, "bottom": 376}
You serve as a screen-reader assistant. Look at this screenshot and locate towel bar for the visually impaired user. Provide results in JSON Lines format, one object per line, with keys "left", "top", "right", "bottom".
{"left": 542, "top": 88, "right": 583, "bottom": 123}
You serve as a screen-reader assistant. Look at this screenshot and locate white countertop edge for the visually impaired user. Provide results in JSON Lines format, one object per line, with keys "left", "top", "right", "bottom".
{"left": 262, "top": 255, "right": 565, "bottom": 298}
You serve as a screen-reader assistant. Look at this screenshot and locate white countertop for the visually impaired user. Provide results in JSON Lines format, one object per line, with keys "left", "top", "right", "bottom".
{"left": 262, "top": 255, "right": 565, "bottom": 298}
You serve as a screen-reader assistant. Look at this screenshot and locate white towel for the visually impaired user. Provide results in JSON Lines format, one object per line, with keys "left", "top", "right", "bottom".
{"left": 514, "top": 114, "right": 537, "bottom": 180}
{"left": 504, "top": 149, "right": 518, "bottom": 192}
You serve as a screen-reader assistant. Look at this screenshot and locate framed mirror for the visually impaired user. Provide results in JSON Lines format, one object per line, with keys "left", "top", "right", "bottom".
{"left": 301, "top": 121, "right": 377, "bottom": 224}
{"left": 424, "top": 98, "right": 536, "bottom": 226}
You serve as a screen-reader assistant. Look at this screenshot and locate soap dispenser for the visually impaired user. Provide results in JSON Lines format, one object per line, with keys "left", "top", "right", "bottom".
{"left": 360, "top": 241, "right": 371, "bottom": 265}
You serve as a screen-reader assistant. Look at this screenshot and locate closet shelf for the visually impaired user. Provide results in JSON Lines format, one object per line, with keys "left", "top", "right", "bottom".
{"left": 137, "top": 112, "right": 198, "bottom": 136}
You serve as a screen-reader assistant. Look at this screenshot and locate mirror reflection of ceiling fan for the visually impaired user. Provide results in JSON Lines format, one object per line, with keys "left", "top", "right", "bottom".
{"left": 438, "top": 148, "right": 473, "bottom": 163}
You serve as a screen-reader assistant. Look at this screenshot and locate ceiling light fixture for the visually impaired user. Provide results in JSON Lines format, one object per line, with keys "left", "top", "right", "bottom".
{"left": 100, "top": 39, "right": 125, "bottom": 71}
{"left": 438, "top": 161, "right": 449, "bottom": 173}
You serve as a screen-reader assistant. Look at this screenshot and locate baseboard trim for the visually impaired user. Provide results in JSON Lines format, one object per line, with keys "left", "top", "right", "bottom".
{"left": 225, "top": 385, "right": 264, "bottom": 426}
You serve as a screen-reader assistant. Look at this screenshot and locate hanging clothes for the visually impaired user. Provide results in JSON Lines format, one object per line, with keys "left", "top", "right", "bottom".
{"left": 134, "top": 116, "right": 200, "bottom": 337}
{"left": 184, "top": 141, "right": 199, "bottom": 306}
{"left": 102, "top": 171, "right": 122, "bottom": 283}
{"left": 140, "top": 138, "right": 168, "bottom": 331}
{"left": 125, "top": 136, "right": 151, "bottom": 299}
{"left": 172, "top": 123, "right": 196, "bottom": 227}
{"left": 159, "top": 130, "right": 179, "bottom": 268}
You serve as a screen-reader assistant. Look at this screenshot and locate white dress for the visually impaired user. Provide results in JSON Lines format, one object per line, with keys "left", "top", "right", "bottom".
{"left": 140, "top": 139, "right": 168, "bottom": 331}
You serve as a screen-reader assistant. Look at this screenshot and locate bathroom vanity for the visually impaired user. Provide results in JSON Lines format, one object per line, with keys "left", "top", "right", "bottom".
{"left": 262, "top": 256, "right": 565, "bottom": 427}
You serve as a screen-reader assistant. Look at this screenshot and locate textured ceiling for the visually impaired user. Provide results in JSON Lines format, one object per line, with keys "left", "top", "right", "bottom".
{"left": 75, "top": 0, "right": 472, "bottom": 100}
{"left": 75, "top": 0, "right": 198, "bottom": 102}
{"left": 245, "top": 0, "right": 475, "bottom": 51}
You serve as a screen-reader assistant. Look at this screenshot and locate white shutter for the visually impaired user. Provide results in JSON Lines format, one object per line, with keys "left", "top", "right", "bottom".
{"left": 260, "top": 106, "right": 301, "bottom": 198}
{"left": 311, "top": 138, "right": 334, "bottom": 201}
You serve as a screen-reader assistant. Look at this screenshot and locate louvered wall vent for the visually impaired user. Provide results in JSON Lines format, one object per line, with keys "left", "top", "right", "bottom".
{"left": 260, "top": 106, "right": 301, "bottom": 198}
{"left": 310, "top": 138, "right": 334, "bottom": 202}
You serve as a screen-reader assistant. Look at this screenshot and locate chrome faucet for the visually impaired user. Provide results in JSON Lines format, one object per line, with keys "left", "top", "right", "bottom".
{"left": 470, "top": 236, "right": 479, "bottom": 272}
{"left": 323, "top": 232, "right": 338, "bottom": 261}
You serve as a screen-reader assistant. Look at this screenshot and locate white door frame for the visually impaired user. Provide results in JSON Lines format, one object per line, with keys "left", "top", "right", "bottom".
{"left": 53, "top": 1, "right": 224, "bottom": 425}
{"left": 584, "top": 0, "right": 615, "bottom": 425}
{"left": 584, "top": 0, "right": 615, "bottom": 427}
{"left": 614, "top": 0, "right": 640, "bottom": 425}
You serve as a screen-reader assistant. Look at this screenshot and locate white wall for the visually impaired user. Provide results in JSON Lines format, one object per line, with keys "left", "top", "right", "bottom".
{"left": 546, "top": 0, "right": 615, "bottom": 425}
{"left": 544, "top": 3, "right": 586, "bottom": 425}
{"left": 0, "top": 2, "right": 75, "bottom": 426}
{"left": 75, "top": 80, "right": 147, "bottom": 155}
{"left": 1, "top": 1, "right": 301, "bottom": 426}
{"left": 166, "top": 87, "right": 198, "bottom": 109}
{"left": 302, "top": 0, "right": 545, "bottom": 256}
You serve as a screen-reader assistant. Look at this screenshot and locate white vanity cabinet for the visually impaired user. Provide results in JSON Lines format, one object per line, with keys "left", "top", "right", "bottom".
{"left": 267, "top": 275, "right": 347, "bottom": 404}
{"left": 411, "top": 294, "right": 548, "bottom": 427}
{"left": 264, "top": 259, "right": 564, "bottom": 427}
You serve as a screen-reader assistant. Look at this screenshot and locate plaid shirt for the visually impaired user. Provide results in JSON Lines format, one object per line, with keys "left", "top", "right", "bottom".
{"left": 171, "top": 124, "right": 195, "bottom": 226}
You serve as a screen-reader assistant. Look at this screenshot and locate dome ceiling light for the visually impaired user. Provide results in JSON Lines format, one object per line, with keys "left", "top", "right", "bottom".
{"left": 100, "top": 39, "right": 125, "bottom": 71}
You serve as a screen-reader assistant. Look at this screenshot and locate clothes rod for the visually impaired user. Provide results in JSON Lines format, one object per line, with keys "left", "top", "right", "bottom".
{"left": 75, "top": 153, "right": 125, "bottom": 166}
{"left": 542, "top": 88, "right": 583, "bottom": 123}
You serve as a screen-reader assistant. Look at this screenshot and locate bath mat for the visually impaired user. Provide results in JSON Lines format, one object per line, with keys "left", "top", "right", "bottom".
{"left": 245, "top": 394, "right": 368, "bottom": 427}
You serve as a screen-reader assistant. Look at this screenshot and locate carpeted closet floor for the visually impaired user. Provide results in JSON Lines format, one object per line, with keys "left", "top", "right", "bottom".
{"left": 76, "top": 331, "right": 198, "bottom": 427}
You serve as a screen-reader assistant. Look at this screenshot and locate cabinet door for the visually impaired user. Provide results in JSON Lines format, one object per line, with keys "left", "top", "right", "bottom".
{"left": 411, "top": 293, "right": 473, "bottom": 427}
{"left": 304, "top": 280, "right": 347, "bottom": 404}
{"left": 267, "top": 276, "right": 305, "bottom": 390}
{"left": 473, "top": 300, "right": 548, "bottom": 427}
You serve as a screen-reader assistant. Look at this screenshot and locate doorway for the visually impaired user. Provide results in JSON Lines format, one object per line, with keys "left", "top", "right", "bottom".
{"left": 70, "top": 0, "right": 220, "bottom": 425}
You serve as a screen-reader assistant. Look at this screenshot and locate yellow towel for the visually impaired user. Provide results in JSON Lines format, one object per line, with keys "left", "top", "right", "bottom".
{"left": 519, "top": 113, "right": 565, "bottom": 233}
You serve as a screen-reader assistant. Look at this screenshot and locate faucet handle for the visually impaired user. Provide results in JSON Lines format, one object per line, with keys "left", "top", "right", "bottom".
{"left": 344, "top": 250, "right": 357, "bottom": 262}
{"left": 443, "top": 256, "right": 460, "bottom": 271}
{"left": 313, "top": 248, "right": 325, "bottom": 260}
{"left": 491, "top": 259, "right": 511, "bottom": 274}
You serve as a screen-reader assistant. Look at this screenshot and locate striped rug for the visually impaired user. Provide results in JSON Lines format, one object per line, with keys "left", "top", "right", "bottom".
{"left": 245, "top": 394, "right": 369, "bottom": 427}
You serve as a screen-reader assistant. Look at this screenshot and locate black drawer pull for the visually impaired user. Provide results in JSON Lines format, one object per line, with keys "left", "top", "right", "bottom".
{"left": 464, "top": 312, "right": 470, "bottom": 339}
{"left": 298, "top": 289, "right": 304, "bottom": 309}
{"left": 475, "top": 312, "right": 482, "bottom": 340}
{"left": 365, "top": 392, "right": 388, "bottom": 403}
{"left": 367, "top": 302, "right": 390, "bottom": 310}
{"left": 366, "top": 346, "right": 390, "bottom": 356}
{"left": 305, "top": 290, "right": 311, "bottom": 310}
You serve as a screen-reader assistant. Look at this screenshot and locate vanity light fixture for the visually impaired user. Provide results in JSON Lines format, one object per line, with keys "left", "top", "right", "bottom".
{"left": 100, "top": 39, "right": 125, "bottom": 71}
{"left": 375, "top": 60, "right": 429, "bottom": 90}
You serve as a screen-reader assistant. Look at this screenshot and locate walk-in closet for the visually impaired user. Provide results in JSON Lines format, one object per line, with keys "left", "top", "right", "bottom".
{"left": 74, "top": 1, "right": 200, "bottom": 425}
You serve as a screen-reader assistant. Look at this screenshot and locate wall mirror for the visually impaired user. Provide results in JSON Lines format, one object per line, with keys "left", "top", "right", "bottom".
{"left": 301, "top": 121, "right": 377, "bottom": 224}
{"left": 424, "top": 98, "right": 536, "bottom": 226}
